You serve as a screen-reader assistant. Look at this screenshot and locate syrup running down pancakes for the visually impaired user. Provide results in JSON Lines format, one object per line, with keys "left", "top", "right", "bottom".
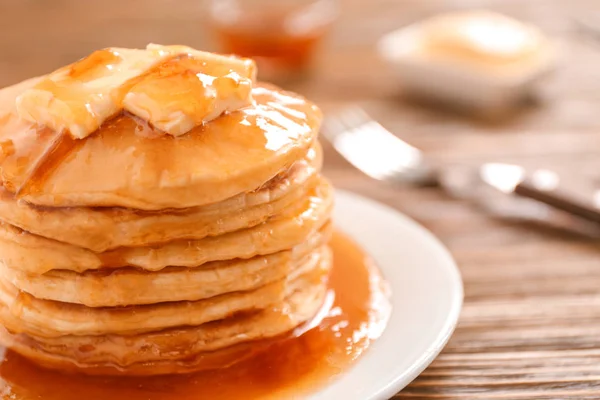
{"left": 0, "top": 44, "right": 391, "bottom": 398}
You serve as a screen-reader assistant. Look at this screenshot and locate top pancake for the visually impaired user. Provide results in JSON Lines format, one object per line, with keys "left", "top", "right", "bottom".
{"left": 0, "top": 80, "right": 321, "bottom": 210}
{"left": 0, "top": 145, "right": 322, "bottom": 251}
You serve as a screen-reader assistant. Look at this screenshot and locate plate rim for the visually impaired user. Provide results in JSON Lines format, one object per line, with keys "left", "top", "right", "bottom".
{"left": 312, "top": 189, "right": 463, "bottom": 400}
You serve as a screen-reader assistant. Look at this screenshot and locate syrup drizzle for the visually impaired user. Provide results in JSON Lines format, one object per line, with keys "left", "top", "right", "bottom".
{"left": 8, "top": 46, "right": 257, "bottom": 196}
{"left": 15, "top": 131, "right": 78, "bottom": 197}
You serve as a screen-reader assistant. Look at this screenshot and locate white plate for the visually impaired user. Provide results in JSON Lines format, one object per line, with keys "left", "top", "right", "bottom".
{"left": 309, "top": 190, "right": 463, "bottom": 400}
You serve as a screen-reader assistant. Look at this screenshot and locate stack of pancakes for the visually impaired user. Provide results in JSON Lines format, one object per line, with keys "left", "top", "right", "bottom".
{"left": 0, "top": 47, "right": 332, "bottom": 375}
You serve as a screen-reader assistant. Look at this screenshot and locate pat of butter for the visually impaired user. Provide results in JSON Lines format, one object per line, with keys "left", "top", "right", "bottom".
{"left": 15, "top": 44, "right": 256, "bottom": 139}
{"left": 417, "top": 11, "right": 547, "bottom": 66}
{"left": 15, "top": 48, "right": 162, "bottom": 139}
{"left": 124, "top": 45, "right": 256, "bottom": 136}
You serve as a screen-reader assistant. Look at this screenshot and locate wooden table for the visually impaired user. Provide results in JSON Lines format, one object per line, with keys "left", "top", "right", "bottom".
{"left": 1, "top": 0, "right": 600, "bottom": 398}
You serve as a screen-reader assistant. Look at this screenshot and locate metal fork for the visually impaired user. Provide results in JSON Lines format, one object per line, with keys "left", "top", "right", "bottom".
{"left": 321, "top": 106, "right": 439, "bottom": 185}
{"left": 322, "top": 107, "right": 600, "bottom": 225}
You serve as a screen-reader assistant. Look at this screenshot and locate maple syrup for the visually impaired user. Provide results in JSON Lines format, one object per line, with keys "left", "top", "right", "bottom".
{"left": 15, "top": 131, "right": 79, "bottom": 197}
{"left": 208, "top": 0, "right": 338, "bottom": 80}
{"left": 0, "top": 231, "right": 390, "bottom": 400}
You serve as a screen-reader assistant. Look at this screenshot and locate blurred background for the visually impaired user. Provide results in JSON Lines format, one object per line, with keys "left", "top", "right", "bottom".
{"left": 2, "top": 1, "right": 600, "bottom": 398}
{"left": 1, "top": 0, "right": 600, "bottom": 287}
{"left": 1, "top": 0, "right": 599, "bottom": 187}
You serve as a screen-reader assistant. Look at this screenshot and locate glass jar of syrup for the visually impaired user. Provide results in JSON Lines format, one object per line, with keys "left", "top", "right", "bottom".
{"left": 208, "top": 0, "right": 338, "bottom": 81}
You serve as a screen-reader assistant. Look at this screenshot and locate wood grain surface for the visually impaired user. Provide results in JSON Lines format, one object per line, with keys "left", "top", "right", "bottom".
{"left": 1, "top": 0, "right": 600, "bottom": 398}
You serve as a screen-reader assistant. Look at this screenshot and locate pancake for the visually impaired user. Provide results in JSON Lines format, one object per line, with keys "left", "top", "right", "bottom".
{"left": 0, "top": 145, "right": 322, "bottom": 252}
{"left": 0, "top": 223, "right": 331, "bottom": 307}
{"left": 0, "top": 247, "right": 326, "bottom": 338}
{"left": 0, "top": 177, "right": 333, "bottom": 275}
{"left": 0, "top": 248, "right": 331, "bottom": 375}
{"left": 0, "top": 45, "right": 334, "bottom": 377}
{"left": 0, "top": 82, "right": 322, "bottom": 210}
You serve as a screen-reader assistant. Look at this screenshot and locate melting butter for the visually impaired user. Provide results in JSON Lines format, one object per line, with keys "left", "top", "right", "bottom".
{"left": 15, "top": 48, "right": 160, "bottom": 139}
{"left": 15, "top": 44, "right": 256, "bottom": 139}
{"left": 124, "top": 48, "right": 255, "bottom": 136}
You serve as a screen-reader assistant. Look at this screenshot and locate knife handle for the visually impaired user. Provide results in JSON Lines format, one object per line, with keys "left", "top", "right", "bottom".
{"left": 515, "top": 178, "right": 600, "bottom": 224}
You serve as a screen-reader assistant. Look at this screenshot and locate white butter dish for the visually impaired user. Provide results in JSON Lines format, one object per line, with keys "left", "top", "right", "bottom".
{"left": 377, "top": 11, "right": 559, "bottom": 111}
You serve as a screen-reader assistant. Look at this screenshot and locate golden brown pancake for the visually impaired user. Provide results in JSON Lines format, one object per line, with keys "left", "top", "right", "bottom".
{"left": 0, "top": 147, "right": 321, "bottom": 252}
{"left": 0, "top": 45, "right": 333, "bottom": 376}
{"left": 0, "top": 84, "right": 322, "bottom": 210}
{"left": 0, "top": 248, "right": 331, "bottom": 376}
{"left": 0, "top": 224, "right": 331, "bottom": 307}
{"left": 0, "top": 247, "right": 326, "bottom": 338}
{"left": 0, "top": 145, "right": 322, "bottom": 252}
{"left": 0, "top": 177, "right": 332, "bottom": 275}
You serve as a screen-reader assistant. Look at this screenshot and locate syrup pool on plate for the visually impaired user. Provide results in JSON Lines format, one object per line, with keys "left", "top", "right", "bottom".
{"left": 0, "top": 231, "right": 391, "bottom": 400}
